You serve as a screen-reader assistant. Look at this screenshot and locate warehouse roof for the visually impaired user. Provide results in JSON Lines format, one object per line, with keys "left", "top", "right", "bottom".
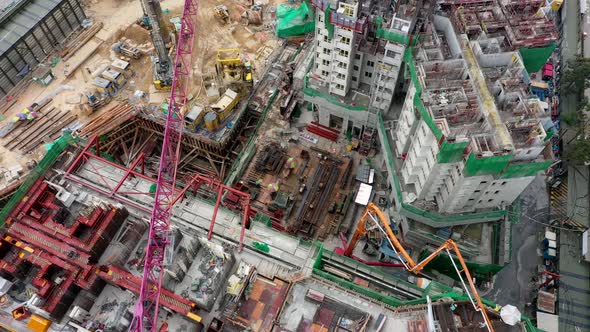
{"left": 0, "top": 0, "right": 63, "bottom": 57}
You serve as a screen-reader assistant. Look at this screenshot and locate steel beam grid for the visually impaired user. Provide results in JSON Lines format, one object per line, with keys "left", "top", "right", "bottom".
{"left": 63, "top": 137, "right": 257, "bottom": 246}
{"left": 131, "top": 0, "right": 199, "bottom": 329}
{"left": 173, "top": 174, "right": 251, "bottom": 251}
{"left": 64, "top": 136, "right": 162, "bottom": 213}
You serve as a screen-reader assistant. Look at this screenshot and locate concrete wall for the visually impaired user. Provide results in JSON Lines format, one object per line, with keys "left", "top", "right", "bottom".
{"left": 304, "top": 93, "right": 369, "bottom": 132}
{"left": 433, "top": 15, "right": 461, "bottom": 59}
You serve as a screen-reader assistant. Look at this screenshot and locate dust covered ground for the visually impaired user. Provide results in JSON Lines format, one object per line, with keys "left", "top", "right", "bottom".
{"left": 0, "top": 0, "right": 286, "bottom": 185}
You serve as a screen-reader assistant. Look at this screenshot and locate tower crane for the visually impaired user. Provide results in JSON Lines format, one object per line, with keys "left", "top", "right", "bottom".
{"left": 140, "top": 0, "right": 174, "bottom": 90}
{"left": 128, "top": 0, "right": 199, "bottom": 330}
{"left": 344, "top": 203, "right": 495, "bottom": 332}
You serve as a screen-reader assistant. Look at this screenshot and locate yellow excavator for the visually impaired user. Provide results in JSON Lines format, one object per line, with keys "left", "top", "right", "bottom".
{"left": 344, "top": 203, "right": 495, "bottom": 332}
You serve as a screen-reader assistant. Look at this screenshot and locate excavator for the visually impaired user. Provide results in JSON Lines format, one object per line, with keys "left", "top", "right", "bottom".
{"left": 343, "top": 203, "right": 495, "bottom": 332}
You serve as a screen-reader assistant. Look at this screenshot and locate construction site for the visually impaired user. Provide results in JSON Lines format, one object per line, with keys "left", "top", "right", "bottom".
{"left": 0, "top": 0, "right": 573, "bottom": 331}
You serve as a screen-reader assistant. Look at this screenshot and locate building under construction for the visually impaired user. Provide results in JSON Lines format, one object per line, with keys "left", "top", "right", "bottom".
{"left": 0, "top": 0, "right": 562, "bottom": 330}
{"left": 0, "top": 131, "right": 531, "bottom": 331}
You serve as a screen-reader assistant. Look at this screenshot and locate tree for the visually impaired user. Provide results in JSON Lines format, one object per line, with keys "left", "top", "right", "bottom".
{"left": 567, "top": 138, "right": 590, "bottom": 164}
{"left": 561, "top": 57, "right": 590, "bottom": 96}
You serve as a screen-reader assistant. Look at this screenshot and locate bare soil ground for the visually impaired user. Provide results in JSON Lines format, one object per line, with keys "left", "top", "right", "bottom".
{"left": 0, "top": 0, "right": 287, "bottom": 186}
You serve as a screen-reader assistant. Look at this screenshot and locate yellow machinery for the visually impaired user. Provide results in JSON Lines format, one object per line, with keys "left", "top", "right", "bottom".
{"left": 184, "top": 89, "right": 239, "bottom": 132}
{"left": 344, "top": 203, "right": 495, "bottom": 332}
{"left": 214, "top": 5, "right": 230, "bottom": 24}
{"left": 216, "top": 49, "right": 253, "bottom": 91}
{"left": 210, "top": 88, "right": 239, "bottom": 121}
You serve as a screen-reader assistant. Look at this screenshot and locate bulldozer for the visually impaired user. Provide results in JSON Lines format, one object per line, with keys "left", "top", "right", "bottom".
{"left": 214, "top": 5, "right": 230, "bottom": 24}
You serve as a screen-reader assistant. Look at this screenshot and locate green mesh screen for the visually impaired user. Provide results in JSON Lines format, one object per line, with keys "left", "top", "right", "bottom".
{"left": 437, "top": 140, "right": 469, "bottom": 163}
{"left": 414, "top": 94, "right": 443, "bottom": 140}
{"left": 418, "top": 250, "right": 504, "bottom": 280}
{"left": 377, "top": 115, "right": 506, "bottom": 223}
{"left": 376, "top": 29, "right": 411, "bottom": 45}
{"left": 463, "top": 153, "right": 513, "bottom": 177}
{"left": 405, "top": 49, "right": 422, "bottom": 95}
{"left": 0, "top": 133, "right": 76, "bottom": 224}
{"left": 324, "top": 6, "right": 334, "bottom": 39}
{"left": 276, "top": 1, "right": 315, "bottom": 38}
{"left": 519, "top": 42, "right": 557, "bottom": 73}
{"left": 499, "top": 161, "right": 552, "bottom": 178}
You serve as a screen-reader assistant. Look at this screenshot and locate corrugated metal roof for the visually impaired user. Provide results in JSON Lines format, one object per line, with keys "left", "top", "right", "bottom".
{"left": 0, "top": 0, "right": 62, "bottom": 57}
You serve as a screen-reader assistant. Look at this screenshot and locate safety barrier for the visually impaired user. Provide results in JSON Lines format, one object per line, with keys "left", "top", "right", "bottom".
{"left": 0, "top": 133, "right": 76, "bottom": 224}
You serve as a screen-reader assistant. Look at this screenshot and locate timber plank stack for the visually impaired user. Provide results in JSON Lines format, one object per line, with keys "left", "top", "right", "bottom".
{"left": 79, "top": 103, "right": 137, "bottom": 138}
{"left": 1, "top": 104, "right": 78, "bottom": 154}
{"left": 61, "top": 22, "right": 104, "bottom": 61}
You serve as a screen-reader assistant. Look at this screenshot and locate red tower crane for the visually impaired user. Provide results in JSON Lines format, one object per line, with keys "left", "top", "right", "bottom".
{"left": 128, "top": 0, "right": 199, "bottom": 330}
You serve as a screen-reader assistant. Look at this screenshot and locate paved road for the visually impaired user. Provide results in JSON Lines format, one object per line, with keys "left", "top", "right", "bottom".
{"left": 486, "top": 176, "right": 548, "bottom": 313}
{"left": 559, "top": 0, "right": 590, "bottom": 331}
{"left": 558, "top": 166, "right": 590, "bottom": 332}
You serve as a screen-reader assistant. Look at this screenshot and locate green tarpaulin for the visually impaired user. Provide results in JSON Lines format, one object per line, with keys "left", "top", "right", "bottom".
{"left": 276, "top": 1, "right": 315, "bottom": 38}
{"left": 519, "top": 42, "right": 556, "bottom": 73}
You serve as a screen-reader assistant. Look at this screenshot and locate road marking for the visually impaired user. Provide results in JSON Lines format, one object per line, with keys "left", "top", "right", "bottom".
{"left": 560, "top": 299, "right": 590, "bottom": 310}
{"left": 561, "top": 282, "right": 590, "bottom": 294}
{"left": 559, "top": 317, "right": 590, "bottom": 329}
{"left": 560, "top": 271, "right": 590, "bottom": 280}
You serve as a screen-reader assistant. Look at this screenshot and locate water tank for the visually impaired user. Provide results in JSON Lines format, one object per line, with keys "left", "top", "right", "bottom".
{"left": 204, "top": 112, "right": 219, "bottom": 131}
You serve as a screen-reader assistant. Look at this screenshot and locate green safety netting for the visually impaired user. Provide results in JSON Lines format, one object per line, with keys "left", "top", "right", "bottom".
{"left": 464, "top": 153, "right": 513, "bottom": 177}
{"left": 414, "top": 94, "right": 443, "bottom": 140}
{"left": 377, "top": 114, "right": 507, "bottom": 224}
{"left": 437, "top": 140, "right": 469, "bottom": 163}
{"left": 276, "top": 1, "right": 315, "bottom": 38}
{"left": 519, "top": 42, "right": 556, "bottom": 73}
{"left": 375, "top": 16, "right": 418, "bottom": 46}
{"left": 324, "top": 6, "right": 334, "bottom": 39}
{"left": 500, "top": 161, "right": 553, "bottom": 179}
{"left": 418, "top": 250, "right": 504, "bottom": 280}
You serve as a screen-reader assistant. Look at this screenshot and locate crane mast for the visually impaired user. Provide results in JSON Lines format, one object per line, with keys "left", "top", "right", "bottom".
{"left": 141, "top": 0, "right": 174, "bottom": 88}
{"left": 129, "top": 0, "right": 199, "bottom": 330}
{"left": 345, "top": 203, "right": 495, "bottom": 332}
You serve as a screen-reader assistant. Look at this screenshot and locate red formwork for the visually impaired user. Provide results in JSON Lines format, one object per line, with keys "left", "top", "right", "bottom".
{"left": 96, "top": 265, "right": 199, "bottom": 318}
